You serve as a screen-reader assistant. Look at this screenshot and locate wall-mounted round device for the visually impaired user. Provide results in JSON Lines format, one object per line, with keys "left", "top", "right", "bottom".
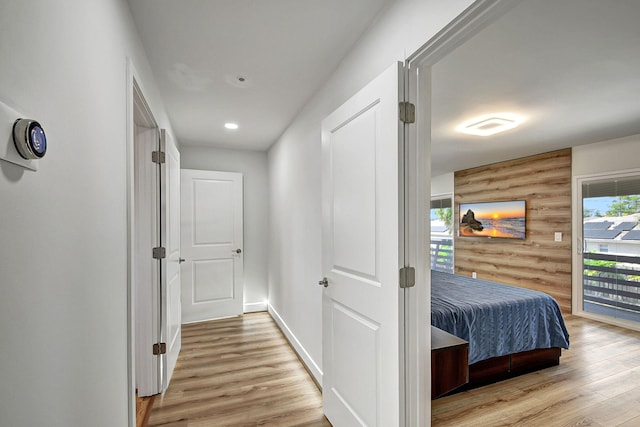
{"left": 13, "top": 118, "right": 47, "bottom": 159}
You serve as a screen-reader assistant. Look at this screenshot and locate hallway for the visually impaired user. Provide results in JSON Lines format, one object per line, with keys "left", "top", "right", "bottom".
{"left": 148, "top": 313, "right": 331, "bottom": 426}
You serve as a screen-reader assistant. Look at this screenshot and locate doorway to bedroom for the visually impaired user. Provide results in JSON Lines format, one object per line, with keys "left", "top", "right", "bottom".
{"left": 406, "top": 0, "right": 640, "bottom": 422}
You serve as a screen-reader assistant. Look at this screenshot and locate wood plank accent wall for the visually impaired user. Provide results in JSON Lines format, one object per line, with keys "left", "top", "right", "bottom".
{"left": 454, "top": 149, "right": 572, "bottom": 313}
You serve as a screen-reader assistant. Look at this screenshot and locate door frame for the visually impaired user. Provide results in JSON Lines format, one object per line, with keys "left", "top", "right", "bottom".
{"left": 126, "top": 58, "right": 139, "bottom": 427}
{"left": 572, "top": 168, "right": 640, "bottom": 331}
{"left": 133, "top": 92, "right": 161, "bottom": 397}
{"left": 403, "top": 0, "right": 520, "bottom": 424}
{"left": 125, "top": 59, "right": 164, "bottom": 426}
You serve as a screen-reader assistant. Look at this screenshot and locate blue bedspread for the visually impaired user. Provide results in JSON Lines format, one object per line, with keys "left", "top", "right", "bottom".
{"left": 431, "top": 270, "right": 569, "bottom": 364}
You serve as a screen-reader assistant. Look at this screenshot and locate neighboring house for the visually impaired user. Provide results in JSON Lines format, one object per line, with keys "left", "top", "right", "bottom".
{"left": 584, "top": 215, "right": 640, "bottom": 256}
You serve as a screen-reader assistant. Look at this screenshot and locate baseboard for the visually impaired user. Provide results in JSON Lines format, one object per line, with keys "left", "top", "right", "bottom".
{"left": 244, "top": 301, "right": 268, "bottom": 313}
{"left": 268, "top": 304, "right": 323, "bottom": 388}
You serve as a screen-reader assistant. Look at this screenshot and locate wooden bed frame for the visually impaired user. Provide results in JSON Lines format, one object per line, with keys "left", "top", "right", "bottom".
{"left": 465, "top": 347, "right": 561, "bottom": 391}
{"left": 431, "top": 325, "right": 562, "bottom": 398}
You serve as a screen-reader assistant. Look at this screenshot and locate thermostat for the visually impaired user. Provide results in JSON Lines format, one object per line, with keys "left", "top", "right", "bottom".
{"left": 13, "top": 118, "right": 47, "bottom": 159}
{"left": 0, "top": 99, "right": 41, "bottom": 171}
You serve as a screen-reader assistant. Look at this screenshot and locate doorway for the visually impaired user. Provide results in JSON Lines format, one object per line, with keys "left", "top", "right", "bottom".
{"left": 127, "top": 68, "right": 182, "bottom": 426}
{"left": 406, "top": 0, "right": 640, "bottom": 424}
{"left": 576, "top": 173, "right": 640, "bottom": 326}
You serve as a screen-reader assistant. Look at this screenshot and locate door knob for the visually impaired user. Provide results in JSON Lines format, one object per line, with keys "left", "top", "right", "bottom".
{"left": 233, "top": 249, "right": 242, "bottom": 254}
{"left": 178, "top": 258, "right": 186, "bottom": 264}
{"left": 318, "top": 277, "right": 329, "bottom": 287}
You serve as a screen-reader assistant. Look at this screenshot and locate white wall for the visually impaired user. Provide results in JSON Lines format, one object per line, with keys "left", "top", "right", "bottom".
{"left": 573, "top": 134, "right": 640, "bottom": 176}
{"left": 0, "top": 1, "right": 173, "bottom": 425}
{"left": 267, "top": 0, "right": 475, "bottom": 384}
{"left": 431, "top": 172, "right": 454, "bottom": 197}
{"left": 180, "top": 146, "right": 269, "bottom": 311}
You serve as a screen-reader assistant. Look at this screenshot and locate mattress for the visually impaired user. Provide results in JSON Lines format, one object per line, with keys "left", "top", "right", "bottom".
{"left": 431, "top": 270, "right": 570, "bottom": 364}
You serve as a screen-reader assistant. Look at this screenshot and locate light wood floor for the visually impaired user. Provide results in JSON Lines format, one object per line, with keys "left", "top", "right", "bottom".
{"left": 432, "top": 315, "right": 640, "bottom": 426}
{"left": 148, "top": 312, "right": 331, "bottom": 426}
{"left": 137, "top": 392, "right": 155, "bottom": 427}
{"left": 148, "top": 312, "right": 640, "bottom": 426}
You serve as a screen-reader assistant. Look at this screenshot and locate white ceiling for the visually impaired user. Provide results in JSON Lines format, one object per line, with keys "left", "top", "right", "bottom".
{"left": 430, "top": 0, "right": 640, "bottom": 176}
{"left": 128, "top": 0, "right": 394, "bottom": 150}
{"left": 129, "top": 0, "right": 640, "bottom": 172}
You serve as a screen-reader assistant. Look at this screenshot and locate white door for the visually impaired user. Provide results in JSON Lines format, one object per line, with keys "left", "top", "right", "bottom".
{"left": 134, "top": 124, "right": 160, "bottom": 397}
{"left": 133, "top": 126, "right": 182, "bottom": 396}
{"left": 180, "top": 169, "right": 244, "bottom": 323}
{"left": 159, "top": 129, "right": 181, "bottom": 390}
{"left": 321, "top": 62, "right": 404, "bottom": 426}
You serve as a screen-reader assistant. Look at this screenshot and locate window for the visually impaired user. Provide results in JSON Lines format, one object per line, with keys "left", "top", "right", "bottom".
{"left": 581, "top": 175, "right": 640, "bottom": 324}
{"left": 431, "top": 197, "right": 453, "bottom": 273}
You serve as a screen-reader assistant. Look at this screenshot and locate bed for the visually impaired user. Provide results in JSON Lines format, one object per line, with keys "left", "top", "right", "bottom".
{"left": 431, "top": 270, "right": 570, "bottom": 391}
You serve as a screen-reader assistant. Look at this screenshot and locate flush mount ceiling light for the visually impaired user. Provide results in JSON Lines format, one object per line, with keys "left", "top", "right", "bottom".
{"left": 457, "top": 114, "right": 524, "bottom": 136}
{"left": 224, "top": 122, "right": 239, "bottom": 130}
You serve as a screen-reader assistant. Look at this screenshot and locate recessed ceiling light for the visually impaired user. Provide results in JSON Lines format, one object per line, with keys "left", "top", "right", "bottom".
{"left": 224, "top": 122, "right": 239, "bottom": 130}
{"left": 457, "top": 114, "right": 524, "bottom": 136}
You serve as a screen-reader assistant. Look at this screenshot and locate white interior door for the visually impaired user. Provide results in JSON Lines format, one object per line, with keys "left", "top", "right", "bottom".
{"left": 159, "top": 129, "right": 181, "bottom": 391}
{"left": 180, "top": 169, "right": 244, "bottom": 323}
{"left": 321, "top": 62, "right": 404, "bottom": 426}
{"left": 134, "top": 125, "right": 160, "bottom": 397}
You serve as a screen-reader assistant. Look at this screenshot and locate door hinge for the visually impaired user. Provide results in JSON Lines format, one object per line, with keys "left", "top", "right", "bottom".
{"left": 152, "top": 150, "right": 166, "bottom": 164}
{"left": 152, "top": 343, "right": 167, "bottom": 355}
{"left": 399, "top": 102, "right": 415, "bottom": 124}
{"left": 152, "top": 247, "right": 166, "bottom": 259}
{"left": 399, "top": 266, "right": 416, "bottom": 288}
